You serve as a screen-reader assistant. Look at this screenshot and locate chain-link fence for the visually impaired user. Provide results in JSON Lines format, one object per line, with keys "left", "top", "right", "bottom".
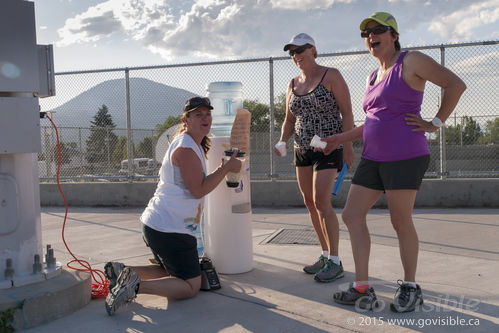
{"left": 39, "top": 41, "right": 499, "bottom": 183}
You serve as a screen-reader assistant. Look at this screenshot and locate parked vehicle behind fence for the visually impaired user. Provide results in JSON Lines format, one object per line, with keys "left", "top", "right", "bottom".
{"left": 119, "top": 158, "right": 161, "bottom": 176}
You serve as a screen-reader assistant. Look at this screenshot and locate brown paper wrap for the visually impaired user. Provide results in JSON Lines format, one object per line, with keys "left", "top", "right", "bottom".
{"left": 229, "top": 109, "right": 251, "bottom": 156}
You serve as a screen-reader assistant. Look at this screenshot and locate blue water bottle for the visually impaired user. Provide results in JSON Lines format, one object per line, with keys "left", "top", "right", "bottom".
{"left": 332, "top": 162, "right": 348, "bottom": 196}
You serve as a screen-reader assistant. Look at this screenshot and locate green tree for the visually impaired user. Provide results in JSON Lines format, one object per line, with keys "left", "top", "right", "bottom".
{"left": 136, "top": 137, "right": 153, "bottom": 158}
{"left": 444, "top": 116, "right": 483, "bottom": 145}
{"left": 482, "top": 117, "right": 499, "bottom": 144}
{"left": 244, "top": 99, "right": 270, "bottom": 131}
{"left": 112, "top": 136, "right": 129, "bottom": 164}
{"left": 273, "top": 93, "right": 287, "bottom": 130}
{"left": 52, "top": 142, "right": 72, "bottom": 164}
{"left": 86, "top": 105, "right": 118, "bottom": 164}
{"left": 155, "top": 115, "right": 182, "bottom": 137}
{"left": 461, "top": 116, "right": 482, "bottom": 145}
{"left": 444, "top": 125, "right": 462, "bottom": 145}
{"left": 243, "top": 93, "right": 287, "bottom": 133}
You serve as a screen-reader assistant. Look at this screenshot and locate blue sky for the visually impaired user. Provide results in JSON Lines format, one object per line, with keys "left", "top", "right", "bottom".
{"left": 32, "top": 0, "right": 499, "bottom": 72}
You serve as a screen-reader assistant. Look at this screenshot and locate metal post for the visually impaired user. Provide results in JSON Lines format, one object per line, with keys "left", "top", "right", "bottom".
{"left": 79, "top": 127, "right": 83, "bottom": 178}
{"left": 152, "top": 129, "right": 156, "bottom": 162}
{"left": 439, "top": 46, "right": 447, "bottom": 180}
{"left": 269, "top": 57, "right": 275, "bottom": 181}
{"left": 106, "top": 127, "right": 110, "bottom": 173}
{"left": 460, "top": 116, "right": 463, "bottom": 146}
{"left": 125, "top": 68, "right": 133, "bottom": 182}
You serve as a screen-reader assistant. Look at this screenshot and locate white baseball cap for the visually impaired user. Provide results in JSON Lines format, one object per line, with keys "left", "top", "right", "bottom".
{"left": 283, "top": 33, "right": 315, "bottom": 51}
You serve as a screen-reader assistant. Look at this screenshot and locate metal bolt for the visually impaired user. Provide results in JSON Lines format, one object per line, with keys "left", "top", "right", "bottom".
{"left": 46, "top": 248, "right": 56, "bottom": 269}
{"left": 5, "top": 258, "right": 14, "bottom": 280}
{"left": 33, "top": 254, "right": 42, "bottom": 274}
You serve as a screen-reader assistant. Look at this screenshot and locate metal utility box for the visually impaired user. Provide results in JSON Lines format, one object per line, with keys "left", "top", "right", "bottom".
{"left": 0, "top": 0, "right": 39, "bottom": 93}
{"left": 0, "top": 97, "right": 41, "bottom": 153}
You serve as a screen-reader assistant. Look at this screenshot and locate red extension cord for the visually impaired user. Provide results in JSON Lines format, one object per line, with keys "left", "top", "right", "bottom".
{"left": 45, "top": 114, "right": 109, "bottom": 298}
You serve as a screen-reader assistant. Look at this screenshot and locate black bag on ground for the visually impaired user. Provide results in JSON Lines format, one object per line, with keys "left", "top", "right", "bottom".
{"left": 199, "top": 256, "right": 221, "bottom": 291}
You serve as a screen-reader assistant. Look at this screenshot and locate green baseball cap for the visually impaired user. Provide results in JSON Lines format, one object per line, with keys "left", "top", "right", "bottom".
{"left": 360, "top": 12, "right": 398, "bottom": 33}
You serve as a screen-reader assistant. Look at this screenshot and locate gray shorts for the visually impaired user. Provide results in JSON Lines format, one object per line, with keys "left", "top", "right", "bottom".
{"left": 352, "top": 155, "right": 430, "bottom": 191}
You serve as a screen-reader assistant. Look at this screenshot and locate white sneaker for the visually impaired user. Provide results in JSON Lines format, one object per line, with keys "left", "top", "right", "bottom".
{"left": 105, "top": 267, "right": 140, "bottom": 316}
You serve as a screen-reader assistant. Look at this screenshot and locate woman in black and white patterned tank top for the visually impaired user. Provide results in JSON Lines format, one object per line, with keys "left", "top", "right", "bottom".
{"left": 289, "top": 69, "right": 343, "bottom": 150}
{"left": 275, "top": 33, "right": 355, "bottom": 282}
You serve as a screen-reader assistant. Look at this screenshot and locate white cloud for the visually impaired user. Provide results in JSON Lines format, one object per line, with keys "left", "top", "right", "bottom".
{"left": 56, "top": 0, "right": 169, "bottom": 46}
{"left": 453, "top": 49, "right": 499, "bottom": 78}
{"left": 270, "top": 0, "right": 352, "bottom": 10}
{"left": 55, "top": 0, "right": 497, "bottom": 61}
{"left": 57, "top": 3, "right": 122, "bottom": 46}
{"left": 151, "top": 0, "right": 255, "bottom": 59}
{"left": 428, "top": 0, "right": 499, "bottom": 42}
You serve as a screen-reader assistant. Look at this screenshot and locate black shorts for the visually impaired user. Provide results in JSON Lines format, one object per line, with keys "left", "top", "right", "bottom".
{"left": 294, "top": 148, "right": 343, "bottom": 171}
{"left": 142, "top": 224, "right": 201, "bottom": 280}
{"left": 352, "top": 155, "right": 430, "bottom": 191}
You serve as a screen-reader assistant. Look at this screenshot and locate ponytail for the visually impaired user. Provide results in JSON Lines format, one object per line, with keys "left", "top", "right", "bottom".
{"left": 200, "top": 136, "right": 211, "bottom": 158}
{"left": 390, "top": 29, "right": 401, "bottom": 51}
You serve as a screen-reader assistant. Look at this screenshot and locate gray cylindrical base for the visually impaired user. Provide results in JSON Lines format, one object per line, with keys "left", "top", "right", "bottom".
{"left": 0, "top": 267, "right": 91, "bottom": 330}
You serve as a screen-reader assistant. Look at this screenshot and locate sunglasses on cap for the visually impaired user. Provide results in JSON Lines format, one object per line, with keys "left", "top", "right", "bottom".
{"left": 360, "top": 25, "right": 392, "bottom": 38}
{"left": 183, "top": 96, "right": 213, "bottom": 112}
{"left": 289, "top": 44, "right": 312, "bottom": 57}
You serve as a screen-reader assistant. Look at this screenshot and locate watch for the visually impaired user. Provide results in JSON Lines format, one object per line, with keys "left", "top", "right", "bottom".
{"left": 431, "top": 117, "right": 444, "bottom": 128}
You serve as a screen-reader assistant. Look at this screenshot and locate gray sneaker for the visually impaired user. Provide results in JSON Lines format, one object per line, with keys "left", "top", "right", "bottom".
{"left": 104, "top": 261, "right": 125, "bottom": 289}
{"left": 334, "top": 283, "right": 379, "bottom": 310}
{"left": 390, "top": 280, "right": 424, "bottom": 313}
{"left": 105, "top": 267, "right": 141, "bottom": 316}
{"left": 303, "top": 255, "right": 327, "bottom": 274}
{"left": 314, "top": 259, "right": 344, "bottom": 282}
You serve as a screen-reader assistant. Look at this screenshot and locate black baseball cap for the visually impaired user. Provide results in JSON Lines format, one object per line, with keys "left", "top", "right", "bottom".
{"left": 183, "top": 96, "right": 214, "bottom": 112}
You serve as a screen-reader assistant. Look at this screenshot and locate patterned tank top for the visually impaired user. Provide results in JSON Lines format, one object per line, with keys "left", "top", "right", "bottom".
{"left": 289, "top": 69, "right": 343, "bottom": 150}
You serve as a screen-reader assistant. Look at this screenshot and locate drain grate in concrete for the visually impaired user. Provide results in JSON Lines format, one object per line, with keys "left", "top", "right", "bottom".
{"left": 265, "top": 229, "right": 319, "bottom": 245}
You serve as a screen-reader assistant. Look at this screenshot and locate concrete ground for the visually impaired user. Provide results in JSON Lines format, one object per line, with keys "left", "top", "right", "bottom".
{"left": 21, "top": 206, "right": 499, "bottom": 332}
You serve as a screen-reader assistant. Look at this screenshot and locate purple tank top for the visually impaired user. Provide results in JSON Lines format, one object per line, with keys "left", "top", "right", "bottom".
{"left": 362, "top": 51, "right": 430, "bottom": 162}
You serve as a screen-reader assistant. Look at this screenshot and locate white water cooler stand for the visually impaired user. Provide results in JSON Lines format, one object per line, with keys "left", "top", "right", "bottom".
{"left": 204, "top": 137, "right": 253, "bottom": 274}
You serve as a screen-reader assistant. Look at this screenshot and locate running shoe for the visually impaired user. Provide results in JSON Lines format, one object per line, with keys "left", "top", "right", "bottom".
{"left": 105, "top": 267, "right": 141, "bottom": 316}
{"left": 390, "top": 280, "right": 423, "bottom": 313}
{"left": 104, "top": 261, "right": 125, "bottom": 289}
{"left": 333, "top": 283, "right": 379, "bottom": 310}
{"left": 303, "top": 255, "right": 327, "bottom": 274}
{"left": 314, "top": 259, "right": 344, "bottom": 282}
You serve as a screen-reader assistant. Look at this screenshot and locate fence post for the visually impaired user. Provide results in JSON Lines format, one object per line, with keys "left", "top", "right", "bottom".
{"left": 269, "top": 57, "right": 275, "bottom": 181}
{"left": 439, "top": 46, "right": 447, "bottom": 180}
{"left": 79, "top": 127, "right": 83, "bottom": 178}
{"left": 152, "top": 129, "right": 156, "bottom": 162}
{"left": 125, "top": 68, "right": 134, "bottom": 182}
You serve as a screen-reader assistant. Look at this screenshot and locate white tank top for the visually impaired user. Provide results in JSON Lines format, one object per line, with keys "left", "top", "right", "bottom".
{"left": 140, "top": 133, "right": 207, "bottom": 237}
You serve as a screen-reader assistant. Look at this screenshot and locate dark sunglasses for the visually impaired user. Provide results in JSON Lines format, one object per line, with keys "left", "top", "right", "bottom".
{"left": 289, "top": 44, "right": 312, "bottom": 56}
{"left": 184, "top": 97, "right": 213, "bottom": 112}
{"left": 360, "top": 25, "right": 392, "bottom": 38}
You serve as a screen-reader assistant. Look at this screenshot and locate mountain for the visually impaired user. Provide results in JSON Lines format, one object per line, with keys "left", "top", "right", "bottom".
{"left": 50, "top": 77, "right": 197, "bottom": 130}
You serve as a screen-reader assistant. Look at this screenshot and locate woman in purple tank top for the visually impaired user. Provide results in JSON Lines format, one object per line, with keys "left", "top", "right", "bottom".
{"left": 319, "top": 12, "right": 466, "bottom": 312}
